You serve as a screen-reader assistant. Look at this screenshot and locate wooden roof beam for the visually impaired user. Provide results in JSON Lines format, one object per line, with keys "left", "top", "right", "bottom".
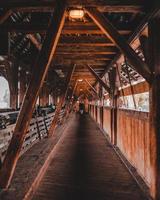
{"left": 0, "top": 10, "right": 12, "bottom": 24}
{"left": 0, "top": 0, "right": 66, "bottom": 189}
{"left": 55, "top": 54, "right": 114, "bottom": 60}
{"left": 55, "top": 52, "right": 116, "bottom": 55}
{"left": 55, "top": 57, "right": 112, "bottom": 61}
{"left": 0, "top": 23, "right": 132, "bottom": 35}
{"left": 85, "top": 7, "right": 152, "bottom": 83}
{"left": 28, "top": 34, "right": 115, "bottom": 52}
{"left": 53, "top": 60, "right": 109, "bottom": 66}
{"left": 101, "top": 7, "right": 160, "bottom": 78}
{"left": 0, "top": 0, "right": 144, "bottom": 13}
{"left": 27, "top": 34, "right": 117, "bottom": 57}
{"left": 60, "top": 35, "right": 114, "bottom": 46}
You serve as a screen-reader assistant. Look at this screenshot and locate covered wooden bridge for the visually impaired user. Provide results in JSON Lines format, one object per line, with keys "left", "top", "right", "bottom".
{"left": 0, "top": 0, "right": 159, "bottom": 199}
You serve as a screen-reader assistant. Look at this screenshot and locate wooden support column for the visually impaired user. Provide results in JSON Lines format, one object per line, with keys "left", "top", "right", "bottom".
{"left": 48, "top": 65, "right": 75, "bottom": 136}
{"left": 39, "top": 83, "right": 49, "bottom": 106}
{"left": 65, "top": 80, "right": 78, "bottom": 118}
{"left": 109, "top": 68, "right": 118, "bottom": 145}
{"left": 19, "top": 69, "right": 27, "bottom": 106}
{"left": 85, "top": 8, "right": 152, "bottom": 83}
{"left": 148, "top": 17, "right": 160, "bottom": 200}
{"left": 139, "top": 35, "right": 150, "bottom": 65}
{"left": 86, "top": 64, "right": 110, "bottom": 94}
{"left": 0, "top": 1, "right": 66, "bottom": 189}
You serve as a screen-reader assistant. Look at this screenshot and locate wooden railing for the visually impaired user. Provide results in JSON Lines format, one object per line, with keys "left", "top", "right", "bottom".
{"left": 103, "top": 107, "right": 112, "bottom": 138}
{"left": 117, "top": 109, "right": 150, "bottom": 186}
{"left": 0, "top": 112, "right": 55, "bottom": 163}
{"left": 89, "top": 105, "right": 151, "bottom": 187}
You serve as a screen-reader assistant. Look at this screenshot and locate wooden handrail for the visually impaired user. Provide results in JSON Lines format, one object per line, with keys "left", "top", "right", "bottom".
{"left": 0, "top": 112, "right": 54, "bottom": 164}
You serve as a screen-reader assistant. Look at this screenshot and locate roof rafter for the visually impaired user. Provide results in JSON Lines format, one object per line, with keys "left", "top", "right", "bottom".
{"left": 85, "top": 7, "right": 152, "bottom": 83}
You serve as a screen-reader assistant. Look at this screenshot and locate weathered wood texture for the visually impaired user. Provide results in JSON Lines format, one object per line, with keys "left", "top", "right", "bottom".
{"left": 0, "top": 1, "right": 66, "bottom": 189}
{"left": 117, "top": 109, "right": 150, "bottom": 187}
{"left": 0, "top": 114, "right": 71, "bottom": 200}
{"left": 89, "top": 105, "right": 151, "bottom": 196}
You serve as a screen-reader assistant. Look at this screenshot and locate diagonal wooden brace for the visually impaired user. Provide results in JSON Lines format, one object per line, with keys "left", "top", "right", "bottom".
{"left": 86, "top": 64, "right": 110, "bottom": 94}
{"left": 48, "top": 64, "right": 76, "bottom": 136}
{"left": 84, "top": 79, "right": 100, "bottom": 99}
{"left": 0, "top": 0, "right": 66, "bottom": 189}
{"left": 85, "top": 7, "right": 152, "bottom": 83}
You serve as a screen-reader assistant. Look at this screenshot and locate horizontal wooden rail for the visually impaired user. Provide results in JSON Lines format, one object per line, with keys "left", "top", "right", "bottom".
{"left": 89, "top": 104, "right": 151, "bottom": 189}
{"left": 0, "top": 112, "right": 55, "bottom": 163}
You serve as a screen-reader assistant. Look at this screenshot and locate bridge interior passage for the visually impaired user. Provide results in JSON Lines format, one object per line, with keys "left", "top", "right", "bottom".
{"left": 0, "top": 1, "right": 160, "bottom": 200}
{"left": 0, "top": 114, "right": 148, "bottom": 200}
{"left": 32, "top": 114, "right": 147, "bottom": 200}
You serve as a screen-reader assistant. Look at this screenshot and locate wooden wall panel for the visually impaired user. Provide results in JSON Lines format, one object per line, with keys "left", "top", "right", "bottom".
{"left": 119, "top": 81, "right": 149, "bottom": 96}
{"left": 89, "top": 105, "right": 94, "bottom": 119}
{"left": 91, "top": 105, "right": 94, "bottom": 118}
{"left": 103, "top": 107, "right": 111, "bottom": 138}
{"left": 117, "top": 109, "right": 151, "bottom": 186}
{"left": 89, "top": 105, "right": 152, "bottom": 193}
{"left": 95, "top": 106, "right": 97, "bottom": 122}
{"left": 100, "top": 106, "right": 103, "bottom": 128}
{"left": 97, "top": 107, "right": 101, "bottom": 125}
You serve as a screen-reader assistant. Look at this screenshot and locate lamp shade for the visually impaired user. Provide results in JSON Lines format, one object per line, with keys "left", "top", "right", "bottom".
{"left": 69, "top": 9, "right": 84, "bottom": 19}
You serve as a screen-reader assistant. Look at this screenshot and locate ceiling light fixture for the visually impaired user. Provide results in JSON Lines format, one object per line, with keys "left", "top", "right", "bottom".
{"left": 69, "top": 9, "right": 84, "bottom": 19}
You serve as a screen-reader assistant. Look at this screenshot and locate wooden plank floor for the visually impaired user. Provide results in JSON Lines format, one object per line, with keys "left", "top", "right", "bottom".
{"left": 32, "top": 114, "right": 148, "bottom": 200}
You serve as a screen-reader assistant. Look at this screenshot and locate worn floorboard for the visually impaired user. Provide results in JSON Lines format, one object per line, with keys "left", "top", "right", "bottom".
{"left": 32, "top": 114, "right": 148, "bottom": 200}
{"left": 0, "top": 115, "right": 72, "bottom": 200}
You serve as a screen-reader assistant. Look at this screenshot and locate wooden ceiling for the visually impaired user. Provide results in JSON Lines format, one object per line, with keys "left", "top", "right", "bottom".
{"left": 0, "top": 0, "right": 152, "bottom": 97}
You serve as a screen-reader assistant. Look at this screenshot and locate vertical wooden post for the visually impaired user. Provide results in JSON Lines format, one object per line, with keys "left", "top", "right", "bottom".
{"left": 112, "top": 95, "right": 118, "bottom": 145}
{"left": 48, "top": 65, "right": 75, "bottom": 136}
{"left": 139, "top": 35, "right": 149, "bottom": 65}
{"left": 0, "top": 1, "right": 66, "bottom": 189}
{"left": 6, "top": 61, "right": 18, "bottom": 110}
{"left": 19, "top": 69, "right": 26, "bottom": 106}
{"left": 109, "top": 68, "right": 118, "bottom": 145}
{"left": 39, "top": 83, "right": 49, "bottom": 106}
{"left": 148, "top": 17, "right": 160, "bottom": 200}
{"left": 64, "top": 80, "right": 78, "bottom": 119}
{"left": 35, "top": 116, "right": 41, "bottom": 140}
{"left": 125, "top": 60, "right": 137, "bottom": 109}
